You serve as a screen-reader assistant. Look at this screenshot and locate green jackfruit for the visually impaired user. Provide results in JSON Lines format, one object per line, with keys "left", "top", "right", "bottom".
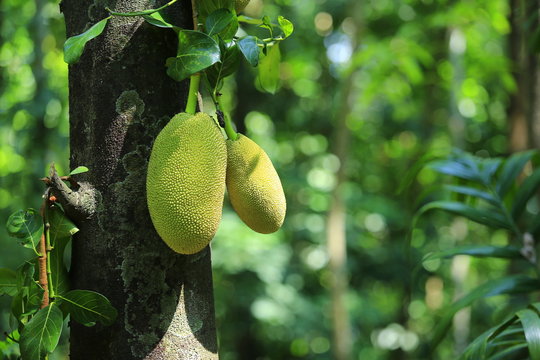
{"left": 235, "top": 0, "right": 250, "bottom": 13}
{"left": 146, "top": 112, "right": 227, "bottom": 254}
{"left": 226, "top": 134, "right": 286, "bottom": 233}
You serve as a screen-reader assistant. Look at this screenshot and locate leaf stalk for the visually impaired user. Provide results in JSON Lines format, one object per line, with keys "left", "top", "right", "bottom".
{"left": 105, "top": 0, "right": 178, "bottom": 17}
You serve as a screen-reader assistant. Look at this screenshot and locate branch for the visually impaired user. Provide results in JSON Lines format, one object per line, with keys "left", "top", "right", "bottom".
{"left": 44, "top": 164, "right": 99, "bottom": 222}
{"left": 38, "top": 231, "right": 49, "bottom": 308}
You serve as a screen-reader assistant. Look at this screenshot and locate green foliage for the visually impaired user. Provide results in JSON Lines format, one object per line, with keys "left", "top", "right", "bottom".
{"left": 68, "top": 166, "right": 89, "bottom": 176}
{"left": 205, "top": 9, "right": 238, "bottom": 38}
{"left": 63, "top": 2, "right": 293, "bottom": 96}
{"left": 6, "top": 209, "right": 42, "bottom": 253}
{"left": 58, "top": 290, "right": 117, "bottom": 327}
{"left": 257, "top": 43, "right": 281, "bottom": 94}
{"left": 460, "top": 303, "right": 540, "bottom": 359}
{"left": 166, "top": 31, "right": 221, "bottom": 82}
{"left": 19, "top": 303, "right": 63, "bottom": 360}
{"left": 0, "top": 269, "right": 17, "bottom": 297}
{"left": 415, "top": 150, "right": 540, "bottom": 358}
{"left": 63, "top": 17, "right": 111, "bottom": 64}
{"left": 1, "top": 168, "right": 116, "bottom": 359}
{"left": 142, "top": 12, "right": 176, "bottom": 29}
{"left": 238, "top": 36, "right": 260, "bottom": 66}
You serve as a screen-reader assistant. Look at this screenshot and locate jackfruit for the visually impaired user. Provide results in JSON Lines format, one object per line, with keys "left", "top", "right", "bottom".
{"left": 226, "top": 134, "right": 286, "bottom": 233}
{"left": 235, "top": 0, "right": 250, "bottom": 13}
{"left": 146, "top": 112, "right": 227, "bottom": 254}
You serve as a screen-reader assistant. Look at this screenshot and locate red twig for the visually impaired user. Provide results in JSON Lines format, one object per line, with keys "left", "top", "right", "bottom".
{"left": 38, "top": 230, "right": 49, "bottom": 308}
{"left": 38, "top": 189, "right": 52, "bottom": 309}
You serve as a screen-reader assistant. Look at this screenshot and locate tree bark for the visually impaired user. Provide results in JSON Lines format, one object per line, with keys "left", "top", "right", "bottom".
{"left": 61, "top": 1, "right": 218, "bottom": 358}
{"left": 526, "top": 0, "right": 540, "bottom": 149}
{"left": 508, "top": 0, "right": 534, "bottom": 152}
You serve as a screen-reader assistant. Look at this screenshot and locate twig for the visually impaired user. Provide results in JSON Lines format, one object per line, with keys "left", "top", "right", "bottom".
{"left": 45, "top": 163, "right": 98, "bottom": 221}
{"left": 39, "top": 190, "right": 50, "bottom": 309}
{"left": 4, "top": 332, "right": 18, "bottom": 343}
{"left": 105, "top": 0, "right": 178, "bottom": 17}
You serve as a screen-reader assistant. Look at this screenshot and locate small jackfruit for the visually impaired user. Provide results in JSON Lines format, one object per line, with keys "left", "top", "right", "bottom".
{"left": 235, "top": 0, "right": 250, "bottom": 13}
{"left": 146, "top": 112, "right": 227, "bottom": 254}
{"left": 226, "top": 134, "right": 286, "bottom": 233}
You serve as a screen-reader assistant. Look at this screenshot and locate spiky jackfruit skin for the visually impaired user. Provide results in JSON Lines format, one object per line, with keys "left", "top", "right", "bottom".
{"left": 226, "top": 134, "right": 286, "bottom": 233}
{"left": 235, "top": 0, "right": 250, "bottom": 13}
{"left": 146, "top": 112, "right": 226, "bottom": 254}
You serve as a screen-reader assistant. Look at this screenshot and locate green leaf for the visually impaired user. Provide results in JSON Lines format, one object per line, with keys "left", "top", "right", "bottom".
{"left": 490, "top": 343, "right": 528, "bottom": 360}
{"left": 198, "top": 0, "right": 235, "bottom": 19}
{"left": 142, "top": 12, "right": 175, "bottom": 28}
{"left": 0, "top": 268, "right": 17, "bottom": 296}
{"left": 479, "top": 158, "right": 502, "bottom": 184}
{"left": 48, "top": 205, "right": 79, "bottom": 246}
{"left": 11, "top": 292, "right": 25, "bottom": 322}
{"left": 260, "top": 15, "right": 272, "bottom": 32}
{"left": 206, "top": 40, "right": 241, "bottom": 90}
{"left": 415, "top": 201, "right": 513, "bottom": 230}
{"left": 443, "top": 185, "right": 498, "bottom": 205}
{"left": 6, "top": 209, "right": 43, "bottom": 251}
{"left": 432, "top": 275, "right": 540, "bottom": 349}
{"left": 16, "top": 261, "right": 36, "bottom": 291}
{"left": 69, "top": 166, "right": 89, "bottom": 176}
{"left": 19, "top": 303, "right": 63, "bottom": 360}
{"left": 517, "top": 309, "right": 540, "bottom": 360}
{"left": 423, "top": 245, "right": 523, "bottom": 262}
{"left": 459, "top": 327, "right": 492, "bottom": 359}
{"left": 397, "top": 151, "right": 446, "bottom": 194}
{"left": 206, "top": 8, "right": 238, "bottom": 39}
{"left": 238, "top": 36, "right": 260, "bottom": 66}
{"left": 429, "top": 158, "right": 482, "bottom": 182}
{"left": 530, "top": 213, "right": 540, "bottom": 237}
{"left": 258, "top": 43, "right": 281, "bottom": 94}
{"left": 63, "top": 17, "right": 110, "bottom": 64}
{"left": 27, "top": 281, "right": 44, "bottom": 310}
{"left": 530, "top": 302, "right": 540, "bottom": 314}
{"left": 278, "top": 16, "right": 294, "bottom": 38}
{"left": 511, "top": 168, "right": 540, "bottom": 220}
{"left": 49, "top": 236, "right": 70, "bottom": 296}
{"left": 12, "top": 262, "right": 43, "bottom": 320}
{"left": 59, "top": 290, "right": 117, "bottom": 326}
{"left": 237, "top": 15, "right": 264, "bottom": 25}
{"left": 166, "top": 30, "right": 220, "bottom": 82}
{"left": 497, "top": 150, "right": 537, "bottom": 197}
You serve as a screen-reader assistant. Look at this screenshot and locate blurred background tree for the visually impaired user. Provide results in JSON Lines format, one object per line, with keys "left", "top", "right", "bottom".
{"left": 1, "top": 0, "right": 538, "bottom": 359}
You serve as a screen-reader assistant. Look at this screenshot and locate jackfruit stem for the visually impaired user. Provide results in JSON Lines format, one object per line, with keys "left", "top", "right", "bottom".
{"left": 211, "top": 91, "right": 238, "bottom": 140}
{"left": 185, "top": 73, "right": 200, "bottom": 114}
{"left": 223, "top": 112, "right": 238, "bottom": 141}
{"left": 184, "top": 0, "right": 202, "bottom": 115}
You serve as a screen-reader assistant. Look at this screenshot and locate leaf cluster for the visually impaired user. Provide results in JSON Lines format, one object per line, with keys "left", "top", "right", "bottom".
{"left": 413, "top": 149, "right": 540, "bottom": 358}
{"left": 1, "top": 167, "right": 116, "bottom": 360}
{"left": 62, "top": 0, "right": 294, "bottom": 95}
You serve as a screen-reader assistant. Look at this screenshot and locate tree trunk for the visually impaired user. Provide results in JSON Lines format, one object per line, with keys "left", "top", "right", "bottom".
{"left": 325, "top": 4, "right": 361, "bottom": 359}
{"left": 326, "top": 75, "right": 353, "bottom": 360}
{"left": 525, "top": 0, "right": 540, "bottom": 150}
{"left": 508, "top": 0, "right": 534, "bottom": 152}
{"left": 61, "top": 1, "right": 218, "bottom": 358}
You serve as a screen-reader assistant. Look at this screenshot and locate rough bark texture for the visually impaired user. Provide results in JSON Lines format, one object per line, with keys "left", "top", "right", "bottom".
{"left": 62, "top": 1, "right": 218, "bottom": 358}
